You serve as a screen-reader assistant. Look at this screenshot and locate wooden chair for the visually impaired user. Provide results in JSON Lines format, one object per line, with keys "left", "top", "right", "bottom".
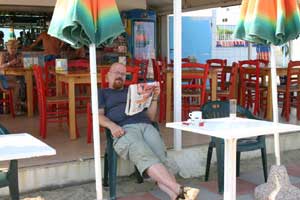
{"left": 0, "top": 124, "right": 19, "bottom": 200}
{"left": 44, "top": 60, "right": 56, "bottom": 96}
{"left": 201, "top": 101, "right": 268, "bottom": 194}
{"left": 152, "top": 59, "right": 167, "bottom": 122}
{"left": 127, "top": 58, "right": 149, "bottom": 83}
{"left": 68, "top": 59, "right": 91, "bottom": 113}
{"left": 33, "top": 66, "right": 79, "bottom": 139}
{"left": 239, "top": 60, "right": 267, "bottom": 116}
{"left": 181, "top": 63, "right": 209, "bottom": 120}
{"left": 278, "top": 60, "right": 300, "bottom": 121}
{"left": 206, "top": 59, "right": 227, "bottom": 90}
{"left": 0, "top": 88, "right": 15, "bottom": 117}
{"left": 206, "top": 62, "right": 239, "bottom": 101}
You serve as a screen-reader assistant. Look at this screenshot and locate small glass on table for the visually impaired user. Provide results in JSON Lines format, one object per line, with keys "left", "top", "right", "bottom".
{"left": 229, "top": 99, "right": 237, "bottom": 119}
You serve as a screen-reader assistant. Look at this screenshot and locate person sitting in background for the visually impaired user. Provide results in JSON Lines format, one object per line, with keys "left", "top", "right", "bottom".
{"left": 0, "top": 39, "right": 25, "bottom": 114}
{"left": 0, "top": 31, "right": 4, "bottom": 50}
{"left": 99, "top": 62, "right": 200, "bottom": 200}
{"left": 24, "top": 31, "right": 63, "bottom": 62}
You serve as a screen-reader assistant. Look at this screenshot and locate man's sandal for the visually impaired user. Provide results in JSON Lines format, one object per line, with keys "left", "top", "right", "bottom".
{"left": 176, "top": 185, "right": 200, "bottom": 200}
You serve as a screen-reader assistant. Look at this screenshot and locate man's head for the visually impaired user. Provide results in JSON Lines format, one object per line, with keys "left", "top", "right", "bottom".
{"left": 108, "top": 63, "right": 126, "bottom": 89}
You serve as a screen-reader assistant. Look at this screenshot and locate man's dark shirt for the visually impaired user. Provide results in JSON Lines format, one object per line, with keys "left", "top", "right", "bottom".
{"left": 98, "top": 88, "right": 151, "bottom": 126}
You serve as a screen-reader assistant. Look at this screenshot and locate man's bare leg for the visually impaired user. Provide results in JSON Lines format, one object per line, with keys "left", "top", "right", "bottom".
{"left": 146, "top": 163, "right": 180, "bottom": 199}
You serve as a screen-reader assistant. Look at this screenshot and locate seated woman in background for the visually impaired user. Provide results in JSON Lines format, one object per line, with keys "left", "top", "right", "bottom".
{"left": 0, "top": 39, "right": 25, "bottom": 115}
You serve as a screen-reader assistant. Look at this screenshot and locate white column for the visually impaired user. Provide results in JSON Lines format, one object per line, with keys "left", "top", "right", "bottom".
{"left": 173, "top": 0, "right": 182, "bottom": 150}
{"left": 224, "top": 138, "right": 237, "bottom": 200}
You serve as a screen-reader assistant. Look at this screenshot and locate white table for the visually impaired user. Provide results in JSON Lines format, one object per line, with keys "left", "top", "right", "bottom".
{"left": 0, "top": 133, "right": 56, "bottom": 161}
{"left": 166, "top": 117, "right": 300, "bottom": 200}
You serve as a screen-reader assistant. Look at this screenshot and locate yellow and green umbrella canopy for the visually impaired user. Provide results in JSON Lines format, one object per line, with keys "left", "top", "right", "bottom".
{"left": 234, "top": 0, "right": 300, "bottom": 46}
{"left": 48, "top": 0, "right": 125, "bottom": 47}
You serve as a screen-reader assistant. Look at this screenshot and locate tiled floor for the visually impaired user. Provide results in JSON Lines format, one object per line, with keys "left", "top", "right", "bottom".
{"left": 0, "top": 113, "right": 209, "bottom": 167}
{"left": 118, "top": 163, "right": 300, "bottom": 200}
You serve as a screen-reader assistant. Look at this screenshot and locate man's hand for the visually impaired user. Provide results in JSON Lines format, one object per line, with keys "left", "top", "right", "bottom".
{"left": 109, "top": 124, "right": 125, "bottom": 138}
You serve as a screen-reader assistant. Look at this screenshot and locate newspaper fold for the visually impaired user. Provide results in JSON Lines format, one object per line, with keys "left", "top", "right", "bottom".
{"left": 125, "top": 81, "right": 159, "bottom": 116}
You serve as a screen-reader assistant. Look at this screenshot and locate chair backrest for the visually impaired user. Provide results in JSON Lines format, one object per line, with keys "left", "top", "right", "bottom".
{"left": 182, "top": 63, "right": 209, "bottom": 107}
{"left": 33, "top": 66, "right": 46, "bottom": 112}
{"left": 100, "top": 66, "right": 139, "bottom": 88}
{"left": 44, "top": 60, "right": 56, "bottom": 86}
{"left": 255, "top": 59, "right": 269, "bottom": 67}
{"left": 239, "top": 59, "right": 261, "bottom": 92}
{"left": 152, "top": 59, "right": 167, "bottom": 83}
{"left": 206, "top": 59, "right": 227, "bottom": 68}
{"left": 228, "top": 62, "right": 239, "bottom": 99}
{"left": 286, "top": 61, "right": 300, "bottom": 92}
{"left": 207, "top": 59, "right": 228, "bottom": 89}
{"left": 68, "top": 59, "right": 89, "bottom": 70}
{"left": 201, "top": 100, "right": 256, "bottom": 120}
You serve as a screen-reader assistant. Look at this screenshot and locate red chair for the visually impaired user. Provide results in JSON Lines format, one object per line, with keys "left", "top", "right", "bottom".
{"left": 206, "top": 59, "right": 227, "bottom": 90}
{"left": 206, "top": 62, "right": 239, "bottom": 101}
{"left": 278, "top": 61, "right": 300, "bottom": 121}
{"left": 239, "top": 60, "right": 267, "bottom": 116}
{"left": 44, "top": 60, "right": 56, "bottom": 96}
{"left": 152, "top": 59, "right": 167, "bottom": 122}
{"left": 128, "top": 58, "right": 149, "bottom": 83}
{"left": 181, "top": 63, "right": 209, "bottom": 120}
{"left": 33, "top": 66, "right": 79, "bottom": 139}
{"left": 0, "top": 88, "right": 15, "bottom": 117}
{"left": 68, "top": 59, "right": 91, "bottom": 112}
{"left": 87, "top": 66, "right": 139, "bottom": 143}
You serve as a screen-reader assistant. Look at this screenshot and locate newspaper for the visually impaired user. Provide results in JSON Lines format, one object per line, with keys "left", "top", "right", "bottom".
{"left": 125, "top": 81, "right": 159, "bottom": 116}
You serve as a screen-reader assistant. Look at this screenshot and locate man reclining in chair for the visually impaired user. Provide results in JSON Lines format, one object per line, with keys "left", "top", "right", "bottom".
{"left": 98, "top": 63, "right": 200, "bottom": 200}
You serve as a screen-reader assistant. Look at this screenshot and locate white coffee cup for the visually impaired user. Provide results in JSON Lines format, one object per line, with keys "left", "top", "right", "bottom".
{"left": 189, "top": 111, "right": 202, "bottom": 120}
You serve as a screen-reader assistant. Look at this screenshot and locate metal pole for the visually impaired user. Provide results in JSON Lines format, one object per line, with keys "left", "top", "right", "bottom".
{"left": 89, "top": 44, "right": 103, "bottom": 199}
{"left": 270, "top": 45, "right": 281, "bottom": 165}
{"left": 173, "top": 0, "right": 182, "bottom": 150}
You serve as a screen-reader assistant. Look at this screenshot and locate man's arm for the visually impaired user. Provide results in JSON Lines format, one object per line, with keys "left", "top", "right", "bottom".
{"left": 146, "top": 85, "right": 160, "bottom": 121}
{"left": 99, "top": 108, "right": 125, "bottom": 138}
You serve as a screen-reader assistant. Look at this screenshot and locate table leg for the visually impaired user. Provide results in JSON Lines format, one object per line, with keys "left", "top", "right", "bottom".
{"left": 25, "top": 71, "right": 33, "bottom": 117}
{"left": 68, "top": 79, "right": 77, "bottom": 139}
{"left": 166, "top": 72, "right": 172, "bottom": 122}
{"left": 224, "top": 138, "right": 237, "bottom": 200}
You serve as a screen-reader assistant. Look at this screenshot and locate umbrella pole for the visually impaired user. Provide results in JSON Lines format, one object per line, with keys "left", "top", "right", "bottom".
{"left": 270, "top": 45, "right": 281, "bottom": 165}
{"left": 89, "top": 44, "right": 103, "bottom": 199}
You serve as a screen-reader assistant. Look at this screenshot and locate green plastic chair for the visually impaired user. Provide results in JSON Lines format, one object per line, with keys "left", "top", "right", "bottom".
{"left": 102, "top": 122, "right": 160, "bottom": 200}
{"left": 0, "top": 124, "right": 19, "bottom": 200}
{"left": 201, "top": 101, "right": 268, "bottom": 194}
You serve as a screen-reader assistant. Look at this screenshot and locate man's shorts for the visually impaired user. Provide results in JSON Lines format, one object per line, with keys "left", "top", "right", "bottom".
{"left": 113, "top": 123, "right": 168, "bottom": 176}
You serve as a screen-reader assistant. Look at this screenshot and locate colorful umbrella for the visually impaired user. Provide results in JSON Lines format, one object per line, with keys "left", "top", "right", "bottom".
{"left": 235, "top": 0, "right": 300, "bottom": 45}
{"left": 48, "top": 1, "right": 124, "bottom": 199}
{"left": 234, "top": 0, "right": 300, "bottom": 166}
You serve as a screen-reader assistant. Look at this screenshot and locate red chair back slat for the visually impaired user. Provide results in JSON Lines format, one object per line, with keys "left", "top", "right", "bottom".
{"left": 182, "top": 63, "right": 209, "bottom": 107}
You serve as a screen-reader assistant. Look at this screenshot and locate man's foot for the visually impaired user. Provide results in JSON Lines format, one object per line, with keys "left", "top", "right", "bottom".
{"left": 176, "top": 186, "right": 200, "bottom": 200}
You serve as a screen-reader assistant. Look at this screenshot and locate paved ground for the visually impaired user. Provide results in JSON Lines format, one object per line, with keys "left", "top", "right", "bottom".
{"left": 2, "top": 149, "right": 300, "bottom": 200}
